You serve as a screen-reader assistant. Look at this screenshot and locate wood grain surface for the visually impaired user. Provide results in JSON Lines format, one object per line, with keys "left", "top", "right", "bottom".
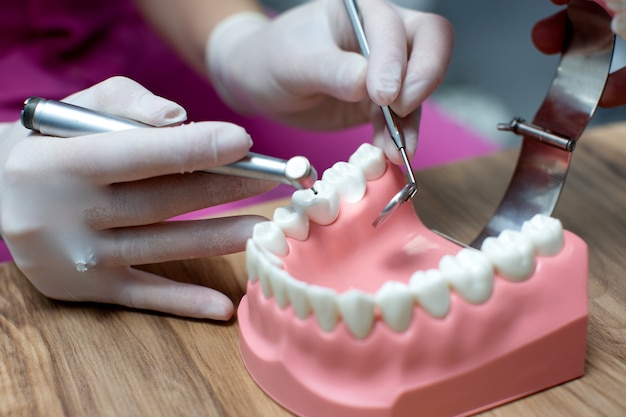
{"left": 1, "top": 123, "right": 625, "bottom": 417}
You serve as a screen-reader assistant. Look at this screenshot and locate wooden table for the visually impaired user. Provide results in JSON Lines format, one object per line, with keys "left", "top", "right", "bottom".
{"left": 1, "top": 123, "right": 625, "bottom": 417}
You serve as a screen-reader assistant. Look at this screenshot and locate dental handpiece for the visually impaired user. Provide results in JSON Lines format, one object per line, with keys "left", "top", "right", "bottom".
{"left": 20, "top": 97, "right": 318, "bottom": 190}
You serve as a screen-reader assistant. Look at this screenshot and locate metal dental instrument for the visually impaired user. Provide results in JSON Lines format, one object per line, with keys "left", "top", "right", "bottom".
{"left": 342, "top": 0, "right": 418, "bottom": 228}
{"left": 469, "top": 0, "right": 614, "bottom": 249}
{"left": 20, "top": 97, "right": 318, "bottom": 190}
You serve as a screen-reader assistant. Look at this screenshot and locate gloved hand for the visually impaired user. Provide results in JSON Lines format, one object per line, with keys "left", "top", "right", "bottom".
{"left": 532, "top": 0, "right": 626, "bottom": 107}
{"left": 0, "top": 76, "right": 274, "bottom": 320}
{"left": 206, "top": 0, "right": 454, "bottom": 165}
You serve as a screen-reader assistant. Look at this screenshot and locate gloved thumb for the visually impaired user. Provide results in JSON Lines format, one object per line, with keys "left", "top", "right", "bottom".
{"left": 64, "top": 76, "right": 188, "bottom": 127}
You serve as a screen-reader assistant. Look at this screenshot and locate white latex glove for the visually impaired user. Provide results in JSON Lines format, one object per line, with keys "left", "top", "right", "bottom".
{"left": 605, "top": 0, "right": 626, "bottom": 37}
{"left": 0, "top": 76, "right": 274, "bottom": 320}
{"left": 206, "top": 0, "right": 454, "bottom": 165}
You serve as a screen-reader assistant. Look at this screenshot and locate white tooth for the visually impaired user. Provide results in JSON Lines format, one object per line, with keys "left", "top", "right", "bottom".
{"left": 286, "top": 278, "right": 311, "bottom": 319}
{"left": 409, "top": 269, "right": 450, "bottom": 318}
{"left": 307, "top": 285, "right": 339, "bottom": 332}
{"left": 521, "top": 214, "right": 564, "bottom": 256}
{"left": 338, "top": 289, "right": 376, "bottom": 339}
{"left": 481, "top": 230, "right": 535, "bottom": 282}
{"left": 245, "top": 239, "right": 260, "bottom": 283}
{"left": 377, "top": 281, "right": 414, "bottom": 332}
{"left": 252, "top": 221, "right": 288, "bottom": 256}
{"left": 321, "top": 161, "right": 366, "bottom": 203}
{"left": 439, "top": 248, "right": 494, "bottom": 304}
{"left": 257, "top": 250, "right": 276, "bottom": 298}
{"left": 273, "top": 205, "right": 309, "bottom": 241}
{"left": 269, "top": 268, "right": 290, "bottom": 309}
{"left": 348, "top": 143, "right": 387, "bottom": 180}
{"left": 292, "top": 180, "right": 340, "bottom": 225}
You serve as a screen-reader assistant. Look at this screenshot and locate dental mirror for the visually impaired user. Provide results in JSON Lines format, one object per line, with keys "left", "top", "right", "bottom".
{"left": 373, "top": 181, "right": 418, "bottom": 227}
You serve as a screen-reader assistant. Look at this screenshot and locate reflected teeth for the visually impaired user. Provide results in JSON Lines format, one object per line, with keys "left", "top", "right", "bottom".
{"left": 246, "top": 144, "right": 568, "bottom": 338}
{"left": 409, "top": 269, "right": 451, "bottom": 318}
{"left": 322, "top": 161, "right": 366, "bottom": 203}
{"left": 521, "top": 214, "right": 564, "bottom": 256}
{"left": 348, "top": 143, "right": 387, "bottom": 180}
{"left": 292, "top": 180, "right": 340, "bottom": 225}
{"left": 273, "top": 205, "right": 309, "bottom": 241}
{"left": 481, "top": 230, "right": 535, "bottom": 282}
{"left": 439, "top": 248, "right": 494, "bottom": 304}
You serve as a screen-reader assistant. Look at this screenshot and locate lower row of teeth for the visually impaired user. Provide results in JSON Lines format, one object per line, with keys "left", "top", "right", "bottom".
{"left": 246, "top": 143, "right": 565, "bottom": 339}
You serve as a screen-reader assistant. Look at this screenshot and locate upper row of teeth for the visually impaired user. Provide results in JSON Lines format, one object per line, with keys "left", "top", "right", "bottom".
{"left": 246, "top": 143, "right": 565, "bottom": 339}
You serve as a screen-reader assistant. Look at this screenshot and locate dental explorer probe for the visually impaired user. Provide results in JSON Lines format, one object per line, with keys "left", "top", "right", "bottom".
{"left": 343, "top": 0, "right": 418, "bottom": 227}
{"left": 20, "top": 97, "right": 318, "bottom": 190}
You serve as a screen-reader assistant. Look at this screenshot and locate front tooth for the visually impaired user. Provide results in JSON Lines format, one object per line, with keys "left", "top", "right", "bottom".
{"left": 257, "top": 249, "right": 277, "bottom": 298}
{"left": 286, "top": 278, "right": 311, "bottom": 319}
{"left": 252, "top": 221, "right": 288, "bottom": 256}
{"left": 246, "top": 239, "right": 260, "bottom": 283}
{"left": 521, "top": 214, "right": 564, "bottom": 256}
{"left": 377, "top": 281, "right": 414, "bottom": 332}
{"left": 348, "top": 143, "right": 387, "bottom": 180}
{"left": 409, "top": 269, "right": 450, "bottom": 318}
{"left": 269, "top": 268, "right": 290, "bottom": 309}
{"left": 321, "top": 161, "right": 366, "bottom": 203}
{"left": 439, "top": 248, "right": 494, "bottom": 304}
{"left": 292, "top": 180, "right": 340, "bottom": 225}
{"left": 338, "top": 289, "right": 376, "bottom": 339}
{"left": 273, "top": 205, "right": 309, "bottom": 241}
{"left": 307, "top": 285, "right": 339, "bottom": 332}
{"left": 481, "top": 230, "right": 535, "bottom": 282}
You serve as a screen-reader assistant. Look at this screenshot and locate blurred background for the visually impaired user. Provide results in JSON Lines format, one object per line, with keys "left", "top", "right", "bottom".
{"left": 262, "top": 0, "right": 626, "bottom": 148}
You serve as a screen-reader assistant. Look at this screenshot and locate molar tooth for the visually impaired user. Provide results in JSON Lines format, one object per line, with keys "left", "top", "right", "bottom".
{"left": 307, "top": 285, "right": 339, "bottom": 332}
{"left": 273, "top": 205, "right": 309, "bottom": 241}
{"left": 338, "top": 290, "right": 376, "bottom": 339}
{"left": 269, "top": 268, "right": 290, "bottom": 309}
{"left": 377, "top": 281, "right": 414, "bottom": 332}
{"left": 409, "top": 269, "right": 450, "bottom": 318}
{"left": 252, "top": 221, "right": 288, "bottom": 256}
{"left": 481, "top": 230, "right": 535, "bottom": 282}
{"left": 292, "top": 180, "right": 340, "bottom": 225}
{"left": 286, "top": 278, "right": 311, "bottom": 319}
{"left": 521, "top": 214, "right": 564, "bottom": 256}
{"left": 439, "top": 248, "right": 494, "bottom": 304}
{"left": 348, "top": 143, "right": 387, "bottom": 180}
{"left": 321, "top": 161, "right": 366, "bottom": 203}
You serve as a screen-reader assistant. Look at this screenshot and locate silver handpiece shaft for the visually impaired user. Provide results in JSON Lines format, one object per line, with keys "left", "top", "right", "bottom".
{"left": 21, "top": 97, "right": 317, "bottom": 190}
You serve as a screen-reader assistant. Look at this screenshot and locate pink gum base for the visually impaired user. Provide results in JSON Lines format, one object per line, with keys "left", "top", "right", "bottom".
{"left": 238, "top": 165, "right": 589, "bottom": 417}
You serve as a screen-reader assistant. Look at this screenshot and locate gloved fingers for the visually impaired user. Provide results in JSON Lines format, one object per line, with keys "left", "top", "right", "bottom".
{"left": 64, "top": 76, "right": 188, "bottom": 127}
{"left": 111, "top": 266, "right": 235, "bottom": 320}
{"left": 282, "top": 49, "right": 369, "bottom": 104}
{"left": 357, "top": 0, "right": 407, "bottom": 106}
{"left": 391, "top": 12, "right": 454, "bottom": 117}
{"left": 371, "top": 104, "right": 421, "bottom": 165}
{"left": 531, "top": 10, "right": 567, "bottom": 55}
{"left": 38, "top": 122, "right": 252, "bottom": 185}
{"left": 100, "top": 216, "right": 263, "bottom": 267}
{"left": 601, "top": 67, "right": 626, "bottom": 107}
{"left": 88, "top": 173, "right": 274, "bottom": 229}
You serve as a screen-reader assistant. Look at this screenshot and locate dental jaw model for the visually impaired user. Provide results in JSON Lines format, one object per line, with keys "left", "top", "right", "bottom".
{"left": 240, "top": 143, "right": 588, "bottom": 417}
{"left": 238, "top": 1, "right": 614, "bottom": 415}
